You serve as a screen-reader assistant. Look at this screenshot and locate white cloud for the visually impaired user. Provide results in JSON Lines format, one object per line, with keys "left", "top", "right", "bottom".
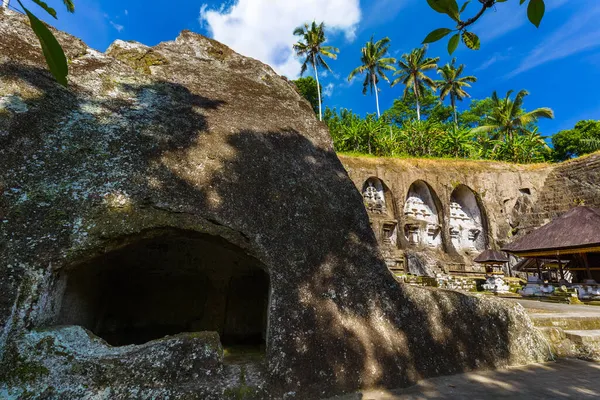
{"left": 110, "top": 21, "right": 124, "bottom": 32}
{"left": 199, "top": 0, "right": 361, "bottom": 78}
{"left": 475, "top": 49, "right": 512, "bottom": 71}
{"left": 323, "top": 83, "right": 334, "bottom": 97}
{"left": 509, "top": 5, "right": 600, "bottom": 77}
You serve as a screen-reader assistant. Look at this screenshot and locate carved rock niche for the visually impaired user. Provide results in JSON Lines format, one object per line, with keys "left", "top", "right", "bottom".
{"left": 450, "top": 185, "right": 486, "bottom": 253}
{"left": 403, "top": 181, "right": 442, "bottom": 249}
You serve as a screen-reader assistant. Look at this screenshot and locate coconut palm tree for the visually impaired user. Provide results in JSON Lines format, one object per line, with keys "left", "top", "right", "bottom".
{"left": 391, "top": 47, "right": 439, "bottom": 121}
{"left": 471, "top": 90, "right": 554, "bottom": 143}
{"left": 348, "top": 36, "right": 396, "bottom": 118}
{"left": 293, "top": 21, "right": 339, "bottom": 121}
{"left": 436, "top": 58, "right": 477, "bottom": 126}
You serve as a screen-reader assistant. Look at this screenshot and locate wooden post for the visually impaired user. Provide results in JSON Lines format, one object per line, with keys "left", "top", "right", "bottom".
{"left": 558, "top": 254, "right": 565, "bottom": 281}
{"left": 536, "top": 258, "right": 542, "bottom": 280}
{"left": 583, "top": 253, "right": 593, "bottom": 280}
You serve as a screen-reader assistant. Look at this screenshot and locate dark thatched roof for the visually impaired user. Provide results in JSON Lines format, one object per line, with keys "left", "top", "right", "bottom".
{"left": 503, "top": 206, "right": 600, "bottom": 256}
{"left": 474, "top": 249, "right": 509, "bottom": 264}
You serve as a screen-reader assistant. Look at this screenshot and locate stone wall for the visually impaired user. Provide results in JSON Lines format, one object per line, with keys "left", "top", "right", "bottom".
{"left": 340, "top": 153, "right": 600, "bottom": 275}
{"left": 523, "top": 153, "right": 600, "bottom": 232}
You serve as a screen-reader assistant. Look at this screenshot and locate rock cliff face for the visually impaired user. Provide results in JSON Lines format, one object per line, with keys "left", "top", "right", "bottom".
{"left": 0, "top": 10, "right": 548, "bottom": 399}
{"left": 341, "top": 156, "right": 550, "bottom": 274}
{"left": 340, "top": 152, "right": 600, "bottom": 276}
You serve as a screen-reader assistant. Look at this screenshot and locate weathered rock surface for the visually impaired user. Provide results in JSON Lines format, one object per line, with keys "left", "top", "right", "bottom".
{"left": 0, "top": 10, "right": 549, "bottom": 399}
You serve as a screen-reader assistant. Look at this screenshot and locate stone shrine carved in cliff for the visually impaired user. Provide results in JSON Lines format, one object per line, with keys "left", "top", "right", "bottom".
{"left": 362, "top": 180, "right": 387, "bottom": 214}
{"left": 403, "top": 182, "right": 442, "bottom": 248}
{"left": 449, "top": 185, "right": 486, "bottom": 253}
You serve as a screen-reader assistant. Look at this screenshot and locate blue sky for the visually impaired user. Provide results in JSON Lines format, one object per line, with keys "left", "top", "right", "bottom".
{"left": 13, "top": 0, "right": 600, "bottom": 137}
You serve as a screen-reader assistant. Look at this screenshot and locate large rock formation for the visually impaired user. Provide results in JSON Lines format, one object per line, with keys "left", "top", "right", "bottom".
{"left": 0, "top": 10, "right": 548, "bottom": 399}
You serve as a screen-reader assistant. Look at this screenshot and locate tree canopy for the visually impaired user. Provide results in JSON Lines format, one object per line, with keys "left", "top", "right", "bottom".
{"left": 293, "top": 76, "right": 321, "bottom": 116}
{"left": 553, "top": 120, "right": 600, "bottom": 161}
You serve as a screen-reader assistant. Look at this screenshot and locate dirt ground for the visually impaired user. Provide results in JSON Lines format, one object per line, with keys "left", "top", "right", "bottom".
{"left": 325, "top": 358, "right": 600, "bottom": 399}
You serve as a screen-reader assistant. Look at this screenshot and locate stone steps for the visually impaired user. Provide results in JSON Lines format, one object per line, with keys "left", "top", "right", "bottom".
{"left": 530, "top": 313, "right": 600, "bottom": 361}
{"left": 564, "top": 329, "right": 600, "bottom": 345}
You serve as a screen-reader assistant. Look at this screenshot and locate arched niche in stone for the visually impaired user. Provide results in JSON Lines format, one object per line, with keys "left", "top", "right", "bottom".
{"left": 449, "top": 184, "right": 487, "bottom": 253}
{"left": 362, "top": 177, "right": 397, "bottom": 247}
{"left": 50, "top": 228, "right": 271, "bottom": 353}
{"left": 403, "top": 180, "right": 442, "bottom": 249}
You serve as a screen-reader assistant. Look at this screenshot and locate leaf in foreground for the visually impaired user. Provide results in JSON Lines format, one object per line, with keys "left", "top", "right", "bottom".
{"left": 18, "top": 1, "right": 68, "bottom": 86}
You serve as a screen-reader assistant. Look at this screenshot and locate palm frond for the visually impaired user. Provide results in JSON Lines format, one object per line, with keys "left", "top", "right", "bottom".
{"left": 63, "top": 0, "right": 75, "bottom": 12}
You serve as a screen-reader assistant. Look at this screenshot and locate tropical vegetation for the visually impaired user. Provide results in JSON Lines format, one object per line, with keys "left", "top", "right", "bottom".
{"left": 293, "top": 21, "right": 339, "bottom": 121}
{"left": 289, "top": 20, "right": 600, "bottom": 165}
{"left": 347, "top": 36, "right": 396, "bottom": 118}
{"left": 436, "top": 58, "right": 477, "bottom": 126}
{"left": 293, "top": 76, "right": 321, "bottom": 115}
{"left": 324, "top": 90, "right": 553, "bottom": 164}
{"left": 552, "top": 120, "right": 600, "bottom": 161}
{"left": 391, "top": 47, "right": 439, "bottom": 121}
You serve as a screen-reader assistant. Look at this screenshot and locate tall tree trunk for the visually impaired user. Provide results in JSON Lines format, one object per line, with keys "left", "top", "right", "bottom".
{"left": 414, "top": 80, "right": 421, "bottom": 121}
{"left": 313, "top": 55, "right": 322, "bottom": 121}
{"left": 451, "top": 93, "right": 457, "bottom": 126}
{"left": 373, "top": 74, "right": 381, "bottom": 118}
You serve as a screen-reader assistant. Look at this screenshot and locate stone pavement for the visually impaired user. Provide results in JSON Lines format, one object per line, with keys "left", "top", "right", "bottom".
{"left": 325, "top": 359, "right": 600, "bottom": 399}
{"left": 506, "top": 297, "right": 600, "bottom": 317}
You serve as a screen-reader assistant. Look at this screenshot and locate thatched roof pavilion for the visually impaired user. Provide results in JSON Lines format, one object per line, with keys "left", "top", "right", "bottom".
{"left": 503, "top": 206, "right": 600, "bottom": 281}
{"left": 474, "top": 250, "right": 509, "bottom": 264}
{"left": 503, "top": 206, "right": 600, "bottom": 257}
{"left": 474, "top": 249, "right": 510, "bottom": 275}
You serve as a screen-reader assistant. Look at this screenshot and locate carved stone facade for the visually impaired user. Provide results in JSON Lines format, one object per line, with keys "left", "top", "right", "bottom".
{"left": 362, "top": 178, "right": 403, "bottom": 272}
{"left": 403, "top": 181, "right": 442, "bottom": 249}
{"left": 449, "top": 185, "right": 486, "bottom": 255}
{"left": 344, "top": 153, "right": 600, "bottom": 277}
{"left": 341, "top": 156, "right": 550, "bottom": 276}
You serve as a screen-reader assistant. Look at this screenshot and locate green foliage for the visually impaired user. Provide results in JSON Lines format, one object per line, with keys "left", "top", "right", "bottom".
{"left": 423, "top": 0, "right": 545, "bottom": 54}
{"left": 293, "top": 76, "right": 321, "bottom": 115}
{"left": 16, "top": 0, "right": 75, "bottom": 86}
{"left": 325, "top": 88, "right": 554, "bottom": 164}
{"left": 383, "top": 88, "right": 452, "bottom": 125}
{"left": 471, "top": 90, "right": 554, "bottom": 143}
{"left": 552, "top": 120, "right": 600, "bottom": 161}
{"left": 458, "top": 97, "right": 494, "bottom": 127}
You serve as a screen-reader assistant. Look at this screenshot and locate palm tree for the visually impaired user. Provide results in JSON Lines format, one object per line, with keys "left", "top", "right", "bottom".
{"left": 471, "top": 90, "right": 554, "bottom": 143}
{"left": 348, "top": 36, "right": 396, "bottom": 118}
{"left": 391, "top": 47, "right": 439, "bottom": 121}
{"left": 293, "top": 21, "right": 339, "bottom": 121}
{"left": 436, "top": 58, "right": 477, "bottom": 126}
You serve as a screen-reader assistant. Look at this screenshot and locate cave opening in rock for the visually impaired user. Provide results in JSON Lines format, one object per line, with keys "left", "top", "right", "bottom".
{"left": 55, "top": 229, "right": 270, "bottom": 353}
